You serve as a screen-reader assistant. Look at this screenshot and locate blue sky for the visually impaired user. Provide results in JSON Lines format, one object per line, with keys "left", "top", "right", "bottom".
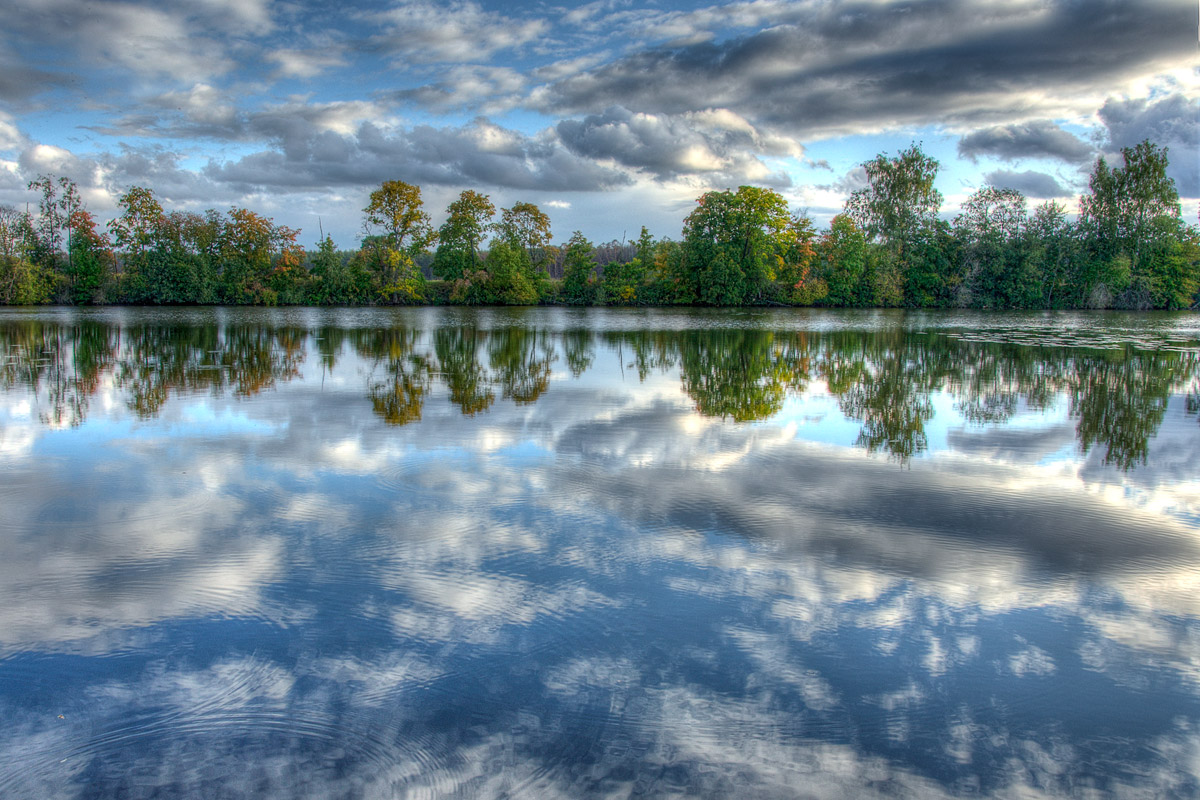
{"left": 1, "top": 0, "right": 1196, "bottom": 248}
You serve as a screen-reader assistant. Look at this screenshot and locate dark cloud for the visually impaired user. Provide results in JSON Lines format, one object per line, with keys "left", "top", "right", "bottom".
{"left": 532, "top": 0, "right": 1194, "bottom": 138}
{"left": 205, "top": 119, "right": 631, "bottom": 193}
{"left": 983, "top": 169, "right": 1070, "bottom": 199}
{"left": 556, "top": 105, "right": 795, "bottom": 186}
{"left": 958, "top": 121, "right": 1094, "bottom": 164}
{"left": 0, "top": 60, "right": 66, "bottom": 105}
{"left": 816, "top": 166, "right": 867, "bottom": 195}
{"left": 1099, "top": 93, "right": 1200, "bottom": 196}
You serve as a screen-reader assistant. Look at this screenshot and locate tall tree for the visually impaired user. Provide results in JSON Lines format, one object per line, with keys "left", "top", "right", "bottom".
{"left": 561, "top": 231, "right": 598, "bottom": 305}
{"left": 363, "top": 180, "right": 435, "bottom": 254}
{"left": 496, "top": 202, "right": 553, "bottom": 268}
{"left": 681, "top": 186, "right": 793, "bottom": 305}
{"left": 1080, "top": 140, "right": 1181, "bottom": 270}
{"left": 433, "top": 190, "right": 494, "bottom": 281}
{"left": 845, "top": 144, "right": 943, "bottom": 252}
{"left": 820, "top": 214, "right": 867, "bottom": 307}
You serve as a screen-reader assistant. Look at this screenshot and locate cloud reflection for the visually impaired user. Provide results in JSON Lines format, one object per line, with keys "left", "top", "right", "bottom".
{"left": 0, "top": 309, "right": 1199, "bottom": 798}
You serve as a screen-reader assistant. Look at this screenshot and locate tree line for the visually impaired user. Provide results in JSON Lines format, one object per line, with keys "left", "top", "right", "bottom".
{"left": 1, "top": 140, "right": 1195, "bottom": 310}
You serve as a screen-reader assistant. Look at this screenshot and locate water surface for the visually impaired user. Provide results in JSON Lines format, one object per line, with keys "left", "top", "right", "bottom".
{"left": 1, "top": 306, "right": 1199, "bottom": 798}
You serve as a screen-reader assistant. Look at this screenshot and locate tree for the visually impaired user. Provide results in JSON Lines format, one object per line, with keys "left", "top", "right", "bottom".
{"left": 481, "top": 240, "right": 538, "bottom": 305}
{"left": 26, "top": 175, "right": 65, "bottom": 268}
{"left": 601, "top": 227, "right": 653, "bottom": 304}
{"left": 433, "top": 190, "right": 495, "bottom": 281}
{"left": 355, "top": 236, "right": 426, "bottom": 304}
{"left": 561, "top": 231, "right": 598, "bottom": 305}
{"left": 363, "top": 180, "right": 435, "bottom": 254}
{"left": 496, "top": 201, "right": 553, "bottom": 270}
{"left": 109, "top": 186, "right": 165, "bottom": 263}
{"left": 64, "top": 208, "right": 111, "bottom": 304}
{"left": 1080, "top": 142, "right": 1180, "bottom": 280}
{"left": 820, "top": 214, "right": 867, "bottom": 306}
{"left": 779, "top": 215, "right": 823, "bottom": 304}
{"left": 955, "top": 186, "right": 1033, "bottom": 308}
{"left": 846, "top": 143, "right": 942, "bottom": 252}
{"left": 1024, "top": 201, "right": 1075, "bottom": 309}
{"left": 681, "top": 186, "right": 793, "bottom": 305}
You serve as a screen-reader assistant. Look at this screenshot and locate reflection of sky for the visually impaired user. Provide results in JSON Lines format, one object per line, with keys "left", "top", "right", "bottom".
{"left": 1, "top": 309, "right": 1199, "bottom": 798}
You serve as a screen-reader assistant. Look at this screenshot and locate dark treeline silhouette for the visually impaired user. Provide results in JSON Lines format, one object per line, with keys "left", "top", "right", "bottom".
{"left": 1, "top": 141, "right": 1196, "bottom": 310}
{"left": 4, "top": 319, "right": 1196, "bottom": 470}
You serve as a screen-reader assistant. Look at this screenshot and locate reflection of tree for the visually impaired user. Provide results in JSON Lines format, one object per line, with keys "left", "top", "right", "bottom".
{"left": 950, "top": 343, "right": 1062, "bottom": 425}
{"left": 434, "top": 327, "right": 494, "bottom": 415}
{"left": 354, "top": 328, "right": 431, "bottom": 426}
{"left": 488, "top": 327, "right": 555, "bottom": 404}
{"left": 1070, "top": 349, "right": 1190, "bottom": 470}
{"left": 2, "top": 318, "right": 1198, "bottom": 472}
{"left": 117, "top": 325, "right": 304, "bottom": 417}
{"left": 313, "top": 326, "right": 348, "bottom": 374}
{"left": 0, "top": 321, "right": 117, "bottom": 426}
{"left": 605, "top": 331, "right": 679, "bottom": 382}
{"left": 822, "top": 332, "right": 939, "bottom": 462}
{"left": 678, "top": 330, "right": 813, "bottom": 422}
{"left": 562, "top": 329, "right": 595, "bottom": 378}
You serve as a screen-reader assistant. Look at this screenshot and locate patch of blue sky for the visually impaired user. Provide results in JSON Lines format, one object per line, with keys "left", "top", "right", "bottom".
{"left": 494, "top": 438, "right": 555, "bottom": 466}
{"left": 176, "top": 403, "right": 286, "bottom": 436}
{"left": 766, "top": 391, "right": 862, "bottom": 449}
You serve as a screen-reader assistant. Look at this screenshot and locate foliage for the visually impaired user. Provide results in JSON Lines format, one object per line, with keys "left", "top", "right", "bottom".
{"left": 363, "top": 180, "right": 436, "bottom": 254}
{"left": 681, "top": 186, "right": 795, "bottom": 305}
{"left": 3, "top": 141, "right": 1194, "bottom": 311}
{"left": 561, "top": 231, "right": 598, "bottom": 305}
{"left": 433, "top": 190, "right": 494, "bottom": 281}
{"left": 846, "top": 144, "right": 943, "bottom": 251}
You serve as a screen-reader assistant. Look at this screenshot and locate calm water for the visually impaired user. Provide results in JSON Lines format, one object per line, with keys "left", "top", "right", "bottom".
{"left": 2, "top": 306, "right": 1199, "bottom": 799}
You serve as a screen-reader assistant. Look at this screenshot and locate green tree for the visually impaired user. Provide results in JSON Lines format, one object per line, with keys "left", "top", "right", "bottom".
{"left": 561, "top": 231, "right": 598, "bottom": 305}
{"left": 846, "top": 143, "right": 943, "bottom": 254}
{"left": 1080, "top": 140, "right": 1181, "bottom": 270}
{"left": 481, "top": 240, "right": 538, "bottom": 305}
{"left": 820, "top": 214, "right": 867, "bottom": 306}
{"left": 955, "top": 186, "right": 1036, "bottom": 308}
{"left": 363, "top": 180, "right": 435, "bottom": 254}
{"left": 433, "top": 190, "right": 494, "bottom": 281}
{"left": 681, "top": 186, "right": 794, "bottom": 305}
{"left": 1024, "top": 202, "right": 1075, "bottom": 309}
{"left": 356, "top": 236, "right": 426, "bottom": 304}
{"left": 496, "top": 201, "right": 553, "bottom": 267}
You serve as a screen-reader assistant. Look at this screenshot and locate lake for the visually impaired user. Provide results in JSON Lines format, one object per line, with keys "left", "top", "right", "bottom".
{"left": 1, "top": 306, "right": 1199, "bottom": 799}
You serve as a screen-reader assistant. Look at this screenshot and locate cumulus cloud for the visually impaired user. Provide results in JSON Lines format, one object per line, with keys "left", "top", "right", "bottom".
{"left": 204, "top": 118, "right": 631, "bottom": 193}
{"left": 368, "top": 0, "right": 548, "bottom": 64}
{"left": 390, "top": 66, "right": 528, "bottom": 112}
{"left": 1099, "top": 93, "right": 1200, "bottom": 196}
{"left": 556, "top": 105, "right": 798, "bottom": 186}
{"left": 983, "top": 169, "right": 1070, "bottom": 199}
{"left": 958, "top": 120, "right": 1095, "bottom": 164}
{"left": 532, "top": 0, "right": 1196, "bottom": 138}
{"left": 0, "top": 0, "right": 251, "bottom": 85}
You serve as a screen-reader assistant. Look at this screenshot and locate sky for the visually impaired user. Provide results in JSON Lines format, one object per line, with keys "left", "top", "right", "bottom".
{"left": 0, "top": 0, "right": 1197, "bottom": 249}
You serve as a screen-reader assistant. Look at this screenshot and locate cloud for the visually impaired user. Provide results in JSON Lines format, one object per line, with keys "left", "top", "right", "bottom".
{"left": 556, "top": 105, "right": 797, "bottom": 186}
{"left": 983, "top": 169, "right": 1070, "bottom": 199}
{"left": 0, "top": 0, "right": 246, "bottom": 85}
{"left": 390, "top": 66, "right": 528, "bottom": 112}
{"left": 368, "top": 0, "right": 549, "bottom": 65}
{"left": 0, "top": 59, "right": 65, "bottom": 105}
{"left": 205, "top": 118, "right": 632, "bottom": 193}
{"left": 532, "top": 0, "right": 1196, "bottom": 139}
{"left": 266, "top": 49, "right": 348, "bottom": 80}
{"left": 1099, "top": 93, "right": 1200, "bottom": 196}
{"left": 957, "top": 120, "right": 1094, "bottom": 164}
{"left": 816, "top": 165, "right": 868, "bottom": 195}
